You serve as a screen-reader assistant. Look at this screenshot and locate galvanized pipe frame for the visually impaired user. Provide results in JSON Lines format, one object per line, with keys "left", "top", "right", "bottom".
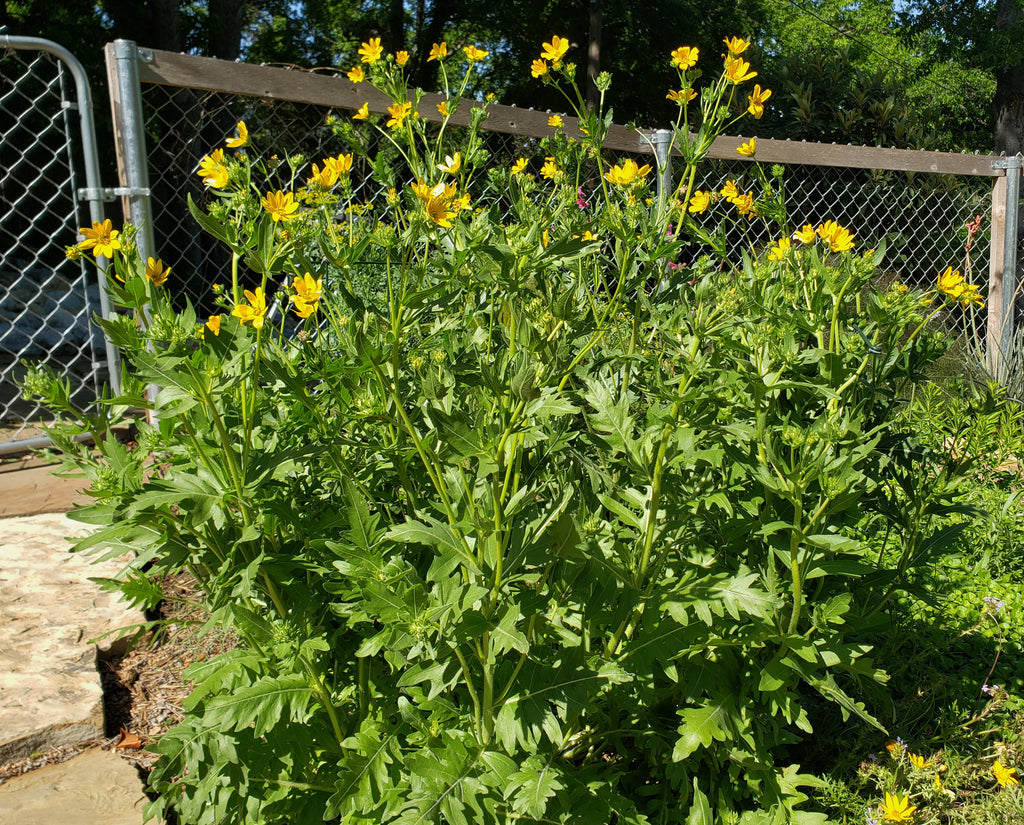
{"left": 0, "top": 35, "right": 121, "bottom": 456}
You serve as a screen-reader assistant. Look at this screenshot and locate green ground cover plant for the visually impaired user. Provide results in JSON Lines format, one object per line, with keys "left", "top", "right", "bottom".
{"left": 24, "top": 34, "right": 1006, "bottom": 825}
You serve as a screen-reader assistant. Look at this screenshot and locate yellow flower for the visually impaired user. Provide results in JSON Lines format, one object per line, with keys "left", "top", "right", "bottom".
{"left": 205, "top": 315, "right": 222, "bottom": 336}
{"left": 793, "top": 224, "right": 816, "bottom": 244}
{"left": 426, "top": 194, "right": 456, "bottom": 227}
{"left": 262, "top": 190, "right": 299, "bottom": 222}
{"left": 959, "top": 283, "right": 985, "bottom": 308}
{"left": 667, "top": 88, "right": 697, "bottom": 104}
{"left": 541, "top": 35, "right": 570, "bottom": 65}
{"left": 324, "top": 153, "right": 354, "bottom": 176}
{"left": 908, "top": 753, "right": 932, "bottom": 770}
{"left": 225, "top": 120, "right": 248, "bottom": 149}
{"left": 880, "top": 791, "right": 916, "bottom": 822}
{"left": 724, "top": 56, "right": 757, "bottom": 84}
{"left": 197, "top": 148, "right": 229, "bottom": 188}
{"left": 291, "top": 272, "right": 323, "bottom": 318}
{"left": 603, "top": 158, "right": 652, "bottom": 186}
{"left": 437, "top": 152, "right": 462, "bottom": 174}
{"left": 548, "top": 114, "right": 563, "bottom": 127}
{"left": 737, "top": 138, "right": 756, "bottom": 156}
{"left": 395, "top": 50, "right": 409, "bottom": 66}
{"left": 937, "top": 266, "right": 984, "bottom": 307}
{"left": 994, "top": 761, "right": 1018, "bottom": 788}
{"left": 232, "top": 286, "right": 268, "bottom": 329}
{"left": 145, "top": 257, "right": 170, "bottom": 286}
{"left": 747, "top": 84, "right": 772, "bottom": 119}
{"left": 353, "top": 102, "right": 370, "bottom": 120}
{"left": 937, "top": 265, "right": 963, "bottom": 296}
{"left": 531, "top": 59, "right": 548, "bottom": 78}
{"left": 687, "top": 191, "right": 711, "bottom": 213}
{"left": 428, "top": 42, "right": 448, "bottom": 61}
{"left": 307, "top": 162, "right": 340, "bottom": 189}
{"left": 817, "top": 220, "right": 855, "bottom": 253}
{"left": 359, "top": 37, "right": 383, "bottom": 64}
{"left": 386, "top": 101, "right": 413, "bottom": 129}
{"left": 579, "top": 230, "right": 598, "bottom": 241}
{"left": 410, "top": 179, "right": 433, "bottom": 202}
{"left": 720, "top": 180, "right": 740, "bottom": 200}
{"left": 347, "top": 66, "right": 365, "bottom": 83}
{"left": 511, "top": 157, "right": 528, "bottom": 175}
{"left": 464, "top": 45, "right": 488, "bottom": 62}
{"left": 76, "top": 219, "right": 122, "bottom": 258}
{"left": 767, "top": 237, "right": 791, "bottom": 261}
{"left": 723, "top": 36, "right": 751, "bottom": 56}
{"left": 540, "top": 157, "right": 560, "bottom": 179}
{"left": 437, "top": 100, "right": 450, "bottom": 117}
{"left": 731, "top": 192, "right": 757, "bottom": 217}
{"left": 670, "top": 46, "right": 699, "bottom": 70}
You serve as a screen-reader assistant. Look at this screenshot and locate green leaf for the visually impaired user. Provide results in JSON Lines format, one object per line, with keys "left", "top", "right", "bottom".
{"left": 388, "top": 516, "right": 480, "bottom": 577}
{"left": 673, "top": 697, "right": 732, "bottom": 761}
{"left": 687, "top": 779, "right": 714, "bottom": 825}
{"left": 711, "top": 572, "right": 778, "bottom": 620}
{"left": 203, "top": 673, "right": 313, "bottom": 736}
{"left": 507, "top": 756, "right": 564, "bottom": 820}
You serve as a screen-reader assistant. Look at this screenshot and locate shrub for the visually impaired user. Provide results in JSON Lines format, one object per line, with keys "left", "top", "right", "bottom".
{"left": 28, "top": 36, "right": 985, "bottom": 824}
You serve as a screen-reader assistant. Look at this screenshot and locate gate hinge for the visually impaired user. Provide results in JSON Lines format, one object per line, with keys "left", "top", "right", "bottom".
{"left": 77, "top": 186, "right": 151, "bottom": 202}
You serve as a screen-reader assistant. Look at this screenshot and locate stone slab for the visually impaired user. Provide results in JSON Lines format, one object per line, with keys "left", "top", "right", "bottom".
{"left": 0, "top": 513, "right": 141, "bottom": 763}
{"left": 0, "top": 459, "right": 90, "bottom": 518}
{"left": 0, "top": 747, "right": 147, "bottom": 824}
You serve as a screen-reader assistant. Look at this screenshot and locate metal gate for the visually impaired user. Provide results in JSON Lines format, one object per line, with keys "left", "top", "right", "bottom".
{"left": 0, "top": 35, "right": 118, "bottom": 454}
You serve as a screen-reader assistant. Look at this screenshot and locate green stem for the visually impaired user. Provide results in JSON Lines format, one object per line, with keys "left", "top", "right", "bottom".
{"left": 300, "top": 653, "right": 346, "bottom": 749}
{"left": 787, "top": 490, "right": 804, "bottom": 635}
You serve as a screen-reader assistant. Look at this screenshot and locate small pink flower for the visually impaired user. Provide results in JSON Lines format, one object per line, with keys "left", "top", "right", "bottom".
{"left": 576, "top": 187, "right": 590, "bottom": 209}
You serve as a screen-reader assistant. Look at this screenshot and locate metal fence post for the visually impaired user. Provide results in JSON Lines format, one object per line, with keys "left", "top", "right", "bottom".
{"left": 651, "top": 129, "right": 673, "bottom": 204}
{"left": 988, "top": 156, "right": 1021, "bottom": 381}
{"left": 107, "top": 40, "right": 156, "bottom": 263}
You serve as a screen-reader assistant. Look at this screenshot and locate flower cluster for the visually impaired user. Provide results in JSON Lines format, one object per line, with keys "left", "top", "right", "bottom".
{"left": 937, "top": 265, "right": 984, "bottom": 308}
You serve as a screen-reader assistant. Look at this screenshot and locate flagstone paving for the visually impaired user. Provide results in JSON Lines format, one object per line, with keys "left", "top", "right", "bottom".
{"left": 0, "top": 508, "right": 148, "bottom": 822}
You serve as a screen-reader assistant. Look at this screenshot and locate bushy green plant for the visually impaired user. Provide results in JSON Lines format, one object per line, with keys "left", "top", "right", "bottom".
{"left": 26, "top": 35, "right": 986, "bottom": 825}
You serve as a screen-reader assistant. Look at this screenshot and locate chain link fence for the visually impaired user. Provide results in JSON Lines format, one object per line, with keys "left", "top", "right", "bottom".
{"left": 137, "top": 77, "right": 995, "bottom": 343}
{"left": 688, "top": 158, "right": 992, "bottom": 338}
{"left": 0, "top": 41, "right": 115, "bottom": 451}
{"left": 141, "top": 84, "right": 550, "bottom": 311}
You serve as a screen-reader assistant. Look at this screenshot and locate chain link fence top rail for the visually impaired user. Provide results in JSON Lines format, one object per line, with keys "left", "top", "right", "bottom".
{"left": 125, "top": 47, "right": 1003, "bottom": 342}
{"left": 0, "top": 46, "right": 109, "bottom": 445}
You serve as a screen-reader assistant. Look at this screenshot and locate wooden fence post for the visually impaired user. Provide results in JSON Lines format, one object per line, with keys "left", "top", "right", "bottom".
{"left": 988, "top": 157, "right": 1022, "bottom": 380}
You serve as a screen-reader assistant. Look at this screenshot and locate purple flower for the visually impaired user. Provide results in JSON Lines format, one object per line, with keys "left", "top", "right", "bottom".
{"left": 985, "top": 596, "right": 1004, "bottom": 615}
{"left": 982, "top": 683, "right": 1001, "bottom": 696}
{"left": 576, "top": 188, "right": 590, "bottom": 210}
{"left": 868, "top": 752, "right": 878, "bottom": 763}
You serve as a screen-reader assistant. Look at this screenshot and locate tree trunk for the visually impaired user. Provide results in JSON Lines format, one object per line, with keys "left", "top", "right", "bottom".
{"left": 588, "top": 0, "right": 603, "bottom": 112}
{"left": 995, "top": 0, "right": 1024, "bottom": 155}
{"left": 389, "top": 0, "right": 406, "bottom": 52}
{"left": 151, "top": 0, "right": 181, "bottom": 52}
{"left": 208, "top": 0, "right": 244, "bottom": 60}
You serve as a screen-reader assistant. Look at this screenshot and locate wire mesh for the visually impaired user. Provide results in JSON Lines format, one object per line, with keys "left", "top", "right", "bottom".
{"left": 0, "top": 48, "right": 107, "bottom": 447}
{"left": 140, "top": 84, "right": 548, "bottom": 312}
{"left": 139, "top": 77, "right": 995, "bottom": 342}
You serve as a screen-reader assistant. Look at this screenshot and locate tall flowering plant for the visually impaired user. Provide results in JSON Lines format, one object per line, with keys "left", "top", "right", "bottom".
{"left": 28, "top": 36, "right": 971, "bottom": 824}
